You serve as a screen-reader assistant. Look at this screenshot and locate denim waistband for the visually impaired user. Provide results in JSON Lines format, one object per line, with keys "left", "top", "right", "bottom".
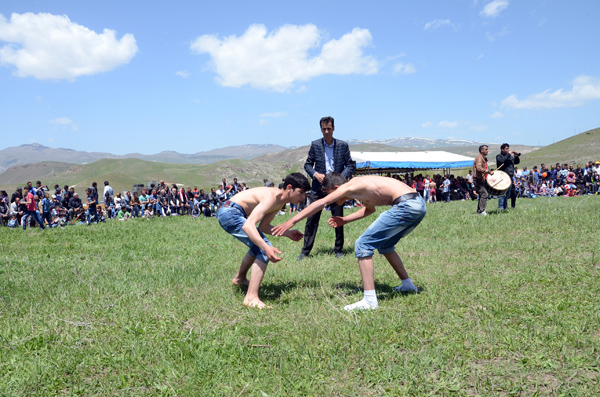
{"left": 222, "top": 200, "right": 247, "bottom": 217}
{"left": 392, "top": 192, "right": 420, "bottom": 205}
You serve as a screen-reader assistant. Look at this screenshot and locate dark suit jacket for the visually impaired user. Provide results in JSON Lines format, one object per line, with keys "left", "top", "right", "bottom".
{"left": 304, "top": 138, "right": 355, "bottom": 194}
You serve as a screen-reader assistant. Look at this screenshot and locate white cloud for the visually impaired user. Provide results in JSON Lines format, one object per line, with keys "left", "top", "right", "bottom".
{"left": 480, "top": 0, "right": 509, "bottom": 18}
{"left": 260, "top": 111, "right": 287, "bottom": 125}
{"left": 260, "top": 111, "right": 287, "bottom": 118}
{"left": 0, "top": 12, "right": 137, "bottom": 80}
{"left": 176, "top": 70, "right": 190, "bottom": 78}
{"left": 49, "top": 117, "right": 72, "bottom": 125}
{"left": 190, "top": 24, "right": 378, "bottom": 92}
{"left": 470, "top": 124, "right": 488, "bottom": 132}
{"left": 501, "top": 75, "right": 600, "bottom": 109}
{"left": 490, "top": 111, "right": 504, "bottom": 118}
{"left": 485, "top": 26, "right": 509, "bottom": 41}
{"left": 393, "top": 62, "right": 416, "bottom": 75}
{"left": 422, "top": 121, "right": 433, "bottom": 128}
{"left": 49, "top": 116, "right": 78, "bottom": 130}
{"left": 438, "top": 120, "right": 459, "bottom": 128}
{"left": 424, "top": 19, "right": 456, "bottom": 31}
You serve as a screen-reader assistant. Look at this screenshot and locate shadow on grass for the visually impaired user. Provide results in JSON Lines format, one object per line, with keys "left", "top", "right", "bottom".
{"left": 309, "top": 247, "right": 355, "bottom": 257}
{"left": 333, "top": 282, "right": 426, "bottom": 301}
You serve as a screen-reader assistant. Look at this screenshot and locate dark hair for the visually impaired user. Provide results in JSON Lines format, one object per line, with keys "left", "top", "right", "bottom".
{"left": 500, "top": 143, "right": 509, "bottom": 151}
{"left": 478, "top": 145, "right": 488, "bottom": 153}
{"left": 92, "top": 182, "right": 97, "bottom": 187}
{"left": 320, "top": 116, "right": 334, "bottom": 128}
{"left": 322, "top": 172, "right": 346, "bottom": 190}
{"left": 104, "top": 181, "right": 109, "bottom": 186}
{"left": 281, "top": 172, "right": 310, "bottom": 191}
{"left": 36, "top": 181, "right": 41, "bottom": 185}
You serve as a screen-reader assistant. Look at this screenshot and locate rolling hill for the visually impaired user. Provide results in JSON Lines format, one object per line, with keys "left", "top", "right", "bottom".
{"left": 517, "top": 127, "right": 600, "bottom": 168}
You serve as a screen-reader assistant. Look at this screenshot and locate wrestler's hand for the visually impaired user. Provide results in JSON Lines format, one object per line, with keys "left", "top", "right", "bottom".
{"left": 284, "top": 229, "right": 303, "bottom": 241}
{"left": 272, "top": 219, "right": 295, "bottom": 236}
{"left": 328, "top": 216, "right": 346, "bottom": 228}
{"left": 265, "top": 246, "right": 282, "bottom": 263}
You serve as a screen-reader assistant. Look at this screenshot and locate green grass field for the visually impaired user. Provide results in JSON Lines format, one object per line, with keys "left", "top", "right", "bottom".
{"left": 1, "top": 196, "right": 599, "bottom": 395}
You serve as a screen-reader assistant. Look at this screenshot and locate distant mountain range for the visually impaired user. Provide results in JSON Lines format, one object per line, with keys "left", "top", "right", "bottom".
{"left": 347, "top": 137, "right": 491, "bottom": 149}
{"left": 0, "top": 138, "right": 507, "bottom": 175}
{"left": 0, "top": 143, "right": 287, "bottom": 174}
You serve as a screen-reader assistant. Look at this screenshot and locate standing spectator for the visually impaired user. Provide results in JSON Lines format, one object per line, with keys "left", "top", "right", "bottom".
{"left": 297, "top": 116, "right": 355, "bottom": 260}
{"left": 442, "top": 176, "right": 451, "bottom": 203}
{"left": 41, "top": 192, "right": 52, "bottom": 227}
{"left": 21, "top": 186, "right": 45, "bottom": 230}
{"left": 496, "top": 143, "right": 520, "bottom": 211}
{"left": 85, "top": 188, "right": 98, "bottom": 225}
{"left": 103, "top": 181, "right": 114, "bottom": 198}
{"left": 473, "top": 145, "right": 494, "bottom": 216}
{"left": 423, "top": 175, "right": 431, "bottom": 203}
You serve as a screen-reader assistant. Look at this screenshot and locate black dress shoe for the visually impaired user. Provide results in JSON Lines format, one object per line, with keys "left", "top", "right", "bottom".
{"left": 297, "top": 253, "right": 308, "bottom": 261}
{"left": 334, "top": 252, "right": 345, "bottom": 258}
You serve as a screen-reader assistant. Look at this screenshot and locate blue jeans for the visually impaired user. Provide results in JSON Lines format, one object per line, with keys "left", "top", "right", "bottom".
{"left": 86, "top": 207, "right": 97, "bottom": 224}
{"left": 217, "top": 202, "right": 272, "bottom": 263}
{"left": 355, "top": 195, "right": 426, "bottom": 258}
{"left": 498, "top": 184, "right": 512, "bottom": 210}
{"left": 22, "top": 210, "right": 45, "bottom": 230}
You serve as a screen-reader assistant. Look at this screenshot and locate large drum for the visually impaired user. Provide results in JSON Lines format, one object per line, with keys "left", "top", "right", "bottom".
{"left": 486, "top": 170, "right": 511, "bottom": 196}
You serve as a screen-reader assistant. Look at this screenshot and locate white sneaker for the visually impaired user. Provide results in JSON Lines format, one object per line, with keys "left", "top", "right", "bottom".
{"left": 479, "top": 211, "right": 487, "bottom": 216}
{"left": 343, "top": 299, "right": 378, "bottom": 311}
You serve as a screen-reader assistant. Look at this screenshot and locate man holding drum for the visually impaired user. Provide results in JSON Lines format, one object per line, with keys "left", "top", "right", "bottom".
{"left": 496, "top": 143, "right": 520, "bottom": 211}
{"left": 473, "top": 145, "right": 494, "bottom": 216}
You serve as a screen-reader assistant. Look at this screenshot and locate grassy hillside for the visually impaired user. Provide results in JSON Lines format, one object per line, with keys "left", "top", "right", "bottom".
{"left": 438, "top": 144, "right": 540, "bottom": 159}
{"left": 0, "top": 157, "right": 301, "bottom": 197}
{"left": 518, "top": 127, "right": 600, "bottom": 168}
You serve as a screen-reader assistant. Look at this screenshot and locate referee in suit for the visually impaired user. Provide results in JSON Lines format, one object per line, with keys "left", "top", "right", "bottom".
{"left": 297, "top": 116, "right": 355, "bottom": 260}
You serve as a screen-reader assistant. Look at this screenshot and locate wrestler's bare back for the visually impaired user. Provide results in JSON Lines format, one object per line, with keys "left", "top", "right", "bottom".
{"left": 335, "top": 176, "right": 416, "bottom": 208}
{"left": 228, "top": 187, "right": 285, "bottom": 217}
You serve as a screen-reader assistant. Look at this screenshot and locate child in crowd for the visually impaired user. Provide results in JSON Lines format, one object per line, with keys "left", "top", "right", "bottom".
{"left": 274, "top": 172, "right": 426, "bottom": 312}
{"left": 117, "top": 207, "right": 130, "bottom": 221}
{"left": 191, "top": 204, "right": 200, "bottom": 218}
{"left": 143, "top": 205, "right": 154, "bottom": 220}
{"left": 217, "top": 172, "right": 310, "bottom": 309}
{"left": 8, "top": 214, "right": 18, "bottom": 228}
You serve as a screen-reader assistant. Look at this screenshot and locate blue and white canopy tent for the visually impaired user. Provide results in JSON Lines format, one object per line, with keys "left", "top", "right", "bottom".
{"left": 351, "top": 151, "right": 475, "bottom": 175}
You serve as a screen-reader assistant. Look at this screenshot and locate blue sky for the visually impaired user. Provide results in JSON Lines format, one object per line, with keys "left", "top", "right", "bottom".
{"left": 1, "top": 0, "right": 599, "bottom": 154}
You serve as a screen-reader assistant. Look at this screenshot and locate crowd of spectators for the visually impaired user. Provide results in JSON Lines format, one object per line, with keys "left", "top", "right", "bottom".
{"left": 0, "top": 178, "right": 260, "bottom": 229}
{"left": 2, "top": 160, "right": 598, "bottom": 230}
{"left": 383, "top": 160, "right": 600, "bottom": 203}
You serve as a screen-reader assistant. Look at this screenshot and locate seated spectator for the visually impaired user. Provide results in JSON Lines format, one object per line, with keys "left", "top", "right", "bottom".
{"left": 117, "top": 207, "right": 130, "bottom": 221}
{"left": 191, "top": 204, "right": 200, "bottom": 218}
{"left": 7, "top": 214, "right": 18, "bottom": 228}
{"left": 0, "top": 196, "right": 9, "bottom": 226}
{"left": 69, "top": 192, "right": 83, "bottom": 221}
{"left": 143, "top": 205, "right": 154, "bottom": 220}
{"left": 104, "top": 193, "right": 115, "bottom": 219}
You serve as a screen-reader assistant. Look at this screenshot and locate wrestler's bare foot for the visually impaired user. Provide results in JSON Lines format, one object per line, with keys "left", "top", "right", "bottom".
{"left": 232, "top": 277, "right": 250, "bottom": 287}
{"left": 243, "top": 297, "right": 272, "bottom": 309}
